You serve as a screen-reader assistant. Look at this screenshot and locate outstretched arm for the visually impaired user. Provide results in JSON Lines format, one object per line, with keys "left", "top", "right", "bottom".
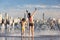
{"left": 32, "top": 8, "right": 37, "bottom": 17}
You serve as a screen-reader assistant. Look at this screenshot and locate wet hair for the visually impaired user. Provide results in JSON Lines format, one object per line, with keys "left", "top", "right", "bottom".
{"left": 28, "top": 13, "right": 31, "bottom": 18}
{"left": 22, "top": 18, "right": 26, "bottom": 22}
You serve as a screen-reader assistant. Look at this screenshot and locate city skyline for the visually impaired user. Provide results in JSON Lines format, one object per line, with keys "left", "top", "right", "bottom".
{"left": 0, "top": 0, "right": 60, "bottom": 19}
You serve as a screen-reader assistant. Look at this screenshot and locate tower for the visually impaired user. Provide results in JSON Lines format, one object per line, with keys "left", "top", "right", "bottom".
{"left": 43, "top": 13, "right": 44, "bottom": 21}
{"left": 24, "top": 13, "right": 26, "bottom": 20}
{"left": 0, "top": 13, "right": 2, "bottom": 24}
{"left": 43, "top": 13, "right": 45, "bottom": 24}
{"left": 5, "top": 13, "right": 9, "bottom": 20}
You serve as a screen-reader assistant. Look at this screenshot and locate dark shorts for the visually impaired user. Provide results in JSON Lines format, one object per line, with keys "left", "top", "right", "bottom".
{"left": 29, "top": 23, "right": 34, "bottom": 26}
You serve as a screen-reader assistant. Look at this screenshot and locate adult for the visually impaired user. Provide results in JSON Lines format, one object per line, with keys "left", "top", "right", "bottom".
{"left": 26, "top": 8, "right": 37, "bottom": 37}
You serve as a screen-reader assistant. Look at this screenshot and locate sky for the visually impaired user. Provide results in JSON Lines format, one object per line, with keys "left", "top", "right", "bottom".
{"left": 0, "top": 0, "right": 60, "bottom": 19}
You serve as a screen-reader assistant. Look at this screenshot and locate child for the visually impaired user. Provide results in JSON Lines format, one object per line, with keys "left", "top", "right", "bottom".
{"left": 21, "top": 18, "right": 26, "bottom": 36}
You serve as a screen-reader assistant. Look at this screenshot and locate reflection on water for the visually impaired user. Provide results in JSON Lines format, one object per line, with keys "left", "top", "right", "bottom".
{"left": 0, "top": 36, "right": 60, "bottom": 40}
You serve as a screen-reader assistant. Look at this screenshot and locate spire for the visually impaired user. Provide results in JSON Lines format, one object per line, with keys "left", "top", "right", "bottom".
{"left": 43, "top": 13, "right": 44, "bottom": 21}
{"left": 24, "top": 13, "right": 26, "bottom": 20}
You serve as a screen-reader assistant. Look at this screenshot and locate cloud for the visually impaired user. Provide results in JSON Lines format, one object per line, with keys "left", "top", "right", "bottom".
{"left": 51, "top": 5, "right": 60, "bottom": 8}
{"left": 16, "top": 4, "right": 60, "bottom": 9}
{"left": 16, "top": 4, "right": 47, "bottom": 9}
{"left": 25, "top": 5, "right": 47, "bottom": 8}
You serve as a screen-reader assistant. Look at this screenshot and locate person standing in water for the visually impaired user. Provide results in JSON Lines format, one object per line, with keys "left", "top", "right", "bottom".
{"left": 26, "top": 8, "right": 37, "bottom": 38}
{"left": 20, "top": 18, "right": 26, "bottom": 40}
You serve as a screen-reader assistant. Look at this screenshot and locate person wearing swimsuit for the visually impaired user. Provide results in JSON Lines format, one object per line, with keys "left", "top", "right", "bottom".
{"left": 28, "top": 13, "right": 34, "bottom": 37}
{"left": 26, "top": 8, "right": 37, "bottom": 38}
{"left": 21, "top": 18, "right": 26, "bottom": 37}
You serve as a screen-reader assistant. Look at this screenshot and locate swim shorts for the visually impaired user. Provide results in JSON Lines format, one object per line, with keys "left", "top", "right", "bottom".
{"left": 29, "top": 23, "right": 34, "bottom": 26}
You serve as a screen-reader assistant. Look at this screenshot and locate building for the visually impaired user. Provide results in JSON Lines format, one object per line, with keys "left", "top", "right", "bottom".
{"left": 0, "top": 13, "right": 2, "bottom": 24}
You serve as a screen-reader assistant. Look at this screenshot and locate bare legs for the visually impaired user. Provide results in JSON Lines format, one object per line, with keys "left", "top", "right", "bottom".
{"left": 29, "top": 26, "right": 34, "bottom": 40}
{"left": 21, "top": 27, "right": 25, "bottom": 40}
{"left": 31, "top": 26, "right": 34, "bottom": 40}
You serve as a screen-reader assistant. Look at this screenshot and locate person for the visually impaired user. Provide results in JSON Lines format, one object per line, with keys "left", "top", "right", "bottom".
{"left": 26, "top": 8, "right": 37, "bottom": 38}
{"left": 20, "top": 18, "right": 26, "bottom": 36}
